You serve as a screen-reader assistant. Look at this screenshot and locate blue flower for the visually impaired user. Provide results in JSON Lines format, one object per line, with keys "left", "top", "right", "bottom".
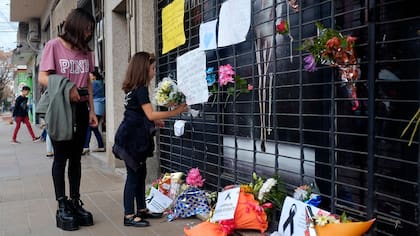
{"left": 206, "top": 67, "right": 216, "bottom": 86}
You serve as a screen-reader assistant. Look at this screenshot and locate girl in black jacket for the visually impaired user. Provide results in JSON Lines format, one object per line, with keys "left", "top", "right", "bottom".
{"left": 113, "top": 52, "right": 187, "bottom": 227}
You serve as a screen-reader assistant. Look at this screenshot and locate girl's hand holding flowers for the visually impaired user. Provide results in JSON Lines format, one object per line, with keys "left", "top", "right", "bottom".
{"left": 174, "top": 103, "right": 188, "bottom": 115}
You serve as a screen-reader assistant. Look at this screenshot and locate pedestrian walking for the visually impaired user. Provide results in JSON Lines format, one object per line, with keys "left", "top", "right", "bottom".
{"left": 83, "top": 68, "right": 105, "bottom": 154}
{"left": 112, "top": 52, "right": 187, "bottom": 227}
{"left": 46, "top": 133, "right": 54, "bottom": 157}
{"left": 11, "top": 86, "right": 40, "bottom": 144}
{"left": 38, "top": 8, "right": 98, "bottom": 231}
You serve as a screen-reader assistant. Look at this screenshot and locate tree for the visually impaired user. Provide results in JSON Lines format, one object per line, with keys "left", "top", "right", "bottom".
{"left": 0, "top": 50, "right": 14, "bottom": 110}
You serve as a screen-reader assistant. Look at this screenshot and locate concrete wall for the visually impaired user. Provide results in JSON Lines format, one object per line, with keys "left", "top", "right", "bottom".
{"left": 51, "top": 1, "right": 77, "bottom": 37}
{"left": 103, "top": 0, "right": 159, "bottom": 182}
{"left": 104, "top": 0, "right": 128, "bottom": 169}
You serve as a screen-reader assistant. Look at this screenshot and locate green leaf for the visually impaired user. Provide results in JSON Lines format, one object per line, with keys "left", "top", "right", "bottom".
{"left": 340, "top": 212, "right": 348, "bottom": 223}
{"left": 227, "top": 86, "right": 235, "bottom": 96}
{"left": 210, "top": 84, "right": 218, "bottom": 94}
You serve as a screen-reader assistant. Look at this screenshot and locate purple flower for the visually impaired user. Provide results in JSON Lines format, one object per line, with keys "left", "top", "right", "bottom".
{"left": 304, "top": 55, "right": 317, "bottom": 72}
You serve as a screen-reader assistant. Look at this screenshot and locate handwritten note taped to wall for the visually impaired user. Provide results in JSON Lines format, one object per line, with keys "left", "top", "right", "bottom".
{"left": 177, "top": 49, "right": 209, "bottom": 105}
{"left": 218, "top": 0, "right": 251, "bottom": 47}
{"left": 199, "top": 20, "right": 218, "bottom": 50}
{"left": 162, "top": 0, "right": 186, "bottom": 54}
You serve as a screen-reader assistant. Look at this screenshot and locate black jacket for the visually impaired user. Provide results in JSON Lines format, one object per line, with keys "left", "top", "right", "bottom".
{"left": 13, "top": 96, "right": 29, "bottom": 117}
{"left": 112, "top": 109, "right": 155, "bottom": 172}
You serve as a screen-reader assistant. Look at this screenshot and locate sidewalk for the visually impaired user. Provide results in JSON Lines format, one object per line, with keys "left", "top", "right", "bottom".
{"left": 0, "top": 112, "right": 200, "bottom": 236}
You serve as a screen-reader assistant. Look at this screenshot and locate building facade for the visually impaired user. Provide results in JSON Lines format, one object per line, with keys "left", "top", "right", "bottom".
{"left": 10, "top": 0, "right": 420, "bottom": 235}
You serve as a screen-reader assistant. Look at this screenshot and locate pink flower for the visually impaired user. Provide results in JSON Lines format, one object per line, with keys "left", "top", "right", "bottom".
{"left": 248, "top": 84, "right": 253, "bottom": 91}
{"left": 219, "top": 219, "right": 236, "bottom": 235}
{"left": 186, "top": 168, "right": 205, "bottom": 187}
{"left": 218, "top": 64, "right": 235, "bottom": 86}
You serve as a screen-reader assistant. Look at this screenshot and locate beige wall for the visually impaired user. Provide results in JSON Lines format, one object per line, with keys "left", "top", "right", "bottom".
{"left": 51, "top": 1, "right": 77, "bottom": 37}
{"left": 104, "top": 0, "right": 128, "bottom": 169}
{"left": 104, "top": 0, "right": 159, "bottom": 181}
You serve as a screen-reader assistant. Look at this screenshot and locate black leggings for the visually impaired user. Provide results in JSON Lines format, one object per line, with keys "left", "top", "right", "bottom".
{"left": 124, "top": 162, "right": 147, "bottom": 215}
{"left": 51, "top": 102, "right": 89, "bottom": 200}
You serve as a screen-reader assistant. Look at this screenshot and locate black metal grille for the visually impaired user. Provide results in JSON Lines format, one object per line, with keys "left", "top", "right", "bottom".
{"left": 155, "top": 0, "right": 420, "bottom": 235}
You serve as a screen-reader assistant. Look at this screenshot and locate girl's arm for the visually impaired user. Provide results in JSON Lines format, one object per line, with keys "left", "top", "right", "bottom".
{"left": 38, "top": 71, "right": 49, "bottom": 87}
{"left": 141, "top": 103, "right": 187, "bottom": 121}
{"left": 87, "top": 73, "right": 98, "bottom": 127}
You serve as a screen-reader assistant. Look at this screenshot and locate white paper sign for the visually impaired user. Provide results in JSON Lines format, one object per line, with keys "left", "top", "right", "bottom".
{"left": 145, "top": 187, "right": 173, "bottom": 213}
{"left": 279, "top": 196, "right": 329, "bottom": 236}
{"left": 199, "top": 20, "right": 218, "bottom": 50}
{"left": 218, "top": 0, "right": 251, "bottom": 47}
{"left": 211, "top": 187, "right": 241, "bottom": 222}
{"left": 176, "top": 49, "right": 209, "bottom": 105}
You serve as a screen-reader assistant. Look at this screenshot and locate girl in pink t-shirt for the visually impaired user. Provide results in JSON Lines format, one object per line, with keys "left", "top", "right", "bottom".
{"left": 38, "top": 8, "right": 97, "bottom": 231}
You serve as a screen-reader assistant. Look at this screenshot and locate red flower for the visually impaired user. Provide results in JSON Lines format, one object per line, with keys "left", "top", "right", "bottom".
{"left": 346, "top": 36, "right": 357, "bottom": 46}
{"left": 326, "top": 37, "right": 340, "bottom": 49}
{"left": 276, "top": 20, "right": 289, "bottom": 34}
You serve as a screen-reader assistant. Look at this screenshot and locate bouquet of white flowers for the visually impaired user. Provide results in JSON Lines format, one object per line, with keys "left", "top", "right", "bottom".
{"left": 155, "top": 77, "right": 185, "bottom": 107}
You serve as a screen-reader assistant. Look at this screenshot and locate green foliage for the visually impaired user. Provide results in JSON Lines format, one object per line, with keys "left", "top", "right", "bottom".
{"left": 299, "top": 22, "right": 348, "bottom": 64}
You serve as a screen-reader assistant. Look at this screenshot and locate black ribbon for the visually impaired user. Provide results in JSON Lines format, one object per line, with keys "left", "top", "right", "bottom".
{"left": 283, "top": 203, "right": 297, "bottom": 235}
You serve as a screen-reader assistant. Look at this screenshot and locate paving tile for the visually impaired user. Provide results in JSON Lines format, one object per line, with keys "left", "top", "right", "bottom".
{"left": 0, "top": 117, "right": 203, "bottom": 235}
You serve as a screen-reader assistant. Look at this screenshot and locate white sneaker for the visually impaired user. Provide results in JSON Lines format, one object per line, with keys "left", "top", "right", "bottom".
{"left": 82, "top": 148, "right": 90, "bottom": 155}
{"left": 93, "top": 147, "right": 105, "bottom": 152}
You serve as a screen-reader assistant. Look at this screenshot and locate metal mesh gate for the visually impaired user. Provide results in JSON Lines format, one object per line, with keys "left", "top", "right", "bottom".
{"left": 155, "top": 0, "right": 420, "bottom": 235}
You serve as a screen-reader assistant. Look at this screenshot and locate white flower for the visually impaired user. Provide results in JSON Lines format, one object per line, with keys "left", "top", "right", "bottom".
{"left": 155, "top": 77, "right": 185, "bottom": 106}
{"left": 258, "top": 178, "right": 277, "bottom": 201}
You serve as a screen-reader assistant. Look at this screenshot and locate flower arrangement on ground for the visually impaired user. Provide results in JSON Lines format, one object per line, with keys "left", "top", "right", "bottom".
{"left": 310, "top": 210, "right": 376, "bottom": 236}
{"left": 293, "top": 182, "right": 321, "bottom": 207}
{"left": 185, "top": 172, "right": 286, "bottom": 236}
{"left": 169, "top": 167, "right": 211, "bottom": 221}
{"left": 245, "top": 172, "right": 286, "bottom": 210}
{"left": 155, "top": 77, "right": 186, "bottom": 107}
{"left": 240, "top": 172, "right": 286, "bottom": 232}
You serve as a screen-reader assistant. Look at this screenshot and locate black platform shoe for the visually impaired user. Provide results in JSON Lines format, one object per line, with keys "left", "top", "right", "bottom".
{"left": 69, "top": 198, "right": 94, "bottom": 226}
{"left": 124, "top": 215, "right": 150, "bottom": 227}
{"left": 56, "top": 197, "right": 79, "bottom": 231}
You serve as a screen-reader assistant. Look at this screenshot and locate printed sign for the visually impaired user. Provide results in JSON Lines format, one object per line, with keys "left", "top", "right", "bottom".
{"left": 145, "top": 187, "right": 173, "bottom": 213}
{"left": 211, "top": 187, "right": 241, "bottom": 222}
{"left": 279, "top": 196, "right": 327, "bottom": 236}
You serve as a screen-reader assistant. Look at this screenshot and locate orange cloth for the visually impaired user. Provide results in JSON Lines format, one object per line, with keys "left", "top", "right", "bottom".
{"left": 315, "top": 219, "right": 375, "bottom": 236}
{"left": 233, "top": 191, "right": 268, "bottom": 233}
{"left": 184, "top": 222, "right": 227, "bottom": 236}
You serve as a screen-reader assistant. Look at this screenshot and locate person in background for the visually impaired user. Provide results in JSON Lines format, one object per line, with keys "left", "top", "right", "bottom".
{"left": 46, "top": 133, "right": 54, "bottom": 158}
{"left": 112, "top": 52, "right": 187, "bottom": 227}
{"left": 38, "top": 8, "right": 97, "bottom": 231}
{"left": 83, "top": 68, "right": 105, "bottom": 154}
{"left": 11, "top": 86, "right": 40, "bottom": 144}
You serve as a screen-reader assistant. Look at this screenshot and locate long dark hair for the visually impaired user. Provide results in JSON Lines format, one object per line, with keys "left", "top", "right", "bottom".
{"left": 59, "top": 8, "right": 95, "bottom": 53}
{"left": 122, "top": 52, "right": 156, "bottom": 93}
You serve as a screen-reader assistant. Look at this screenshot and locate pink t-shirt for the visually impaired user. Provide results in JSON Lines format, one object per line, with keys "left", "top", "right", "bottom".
{"left": 40, "top": 38, "right": 94, "bottom": 88}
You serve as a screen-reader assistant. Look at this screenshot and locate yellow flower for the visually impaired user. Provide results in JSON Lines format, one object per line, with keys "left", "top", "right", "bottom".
{"left": 240, "top": 184, "right": 253, "bottom": 194}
